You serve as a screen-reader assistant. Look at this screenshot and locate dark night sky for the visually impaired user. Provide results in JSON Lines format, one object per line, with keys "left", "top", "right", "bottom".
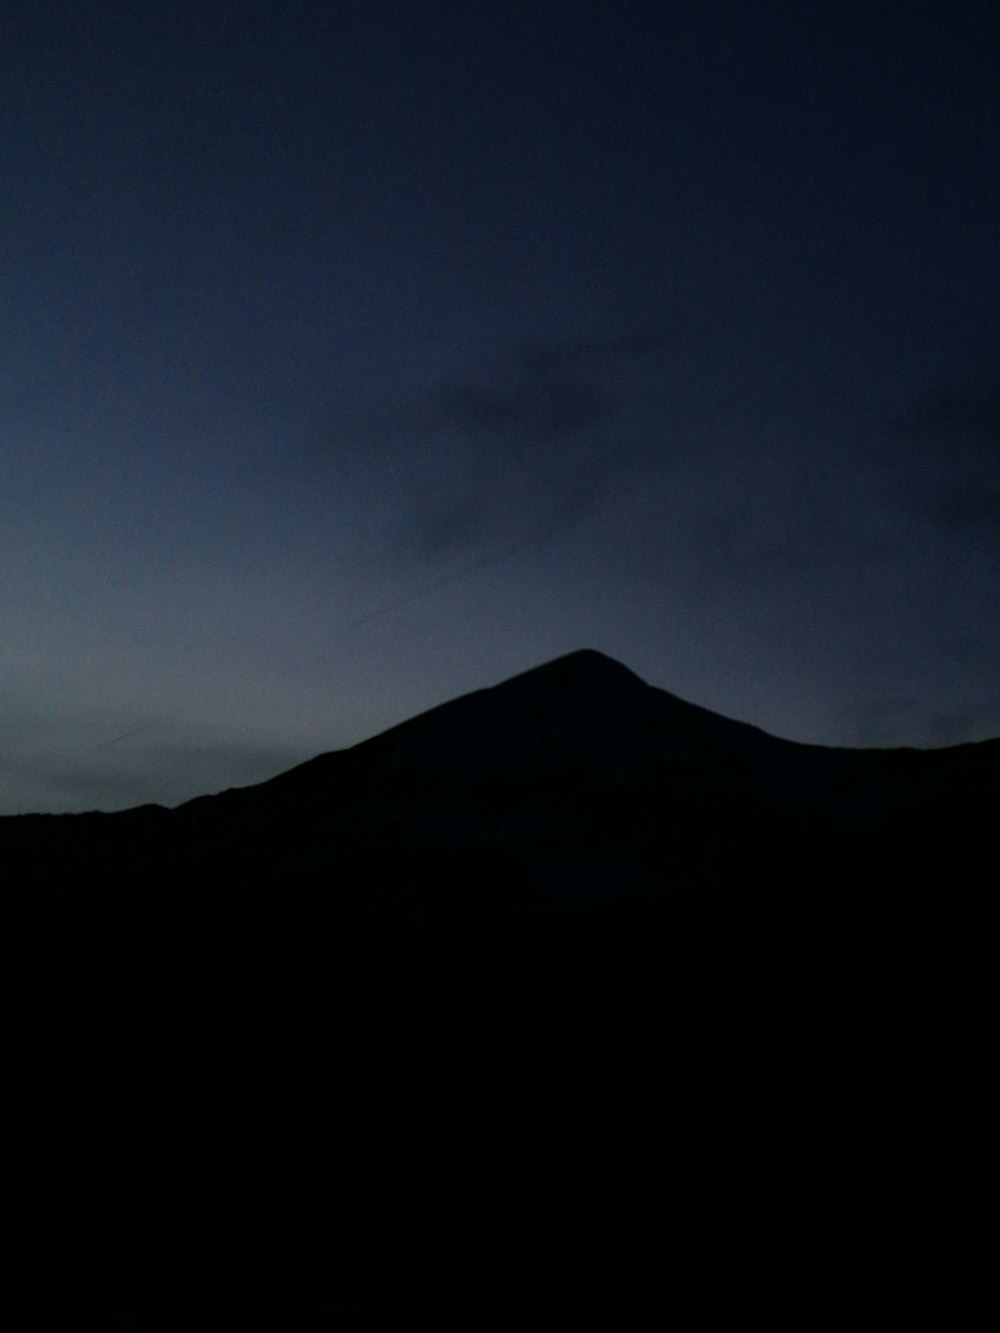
{"left": 2, "top": 1, "right": 998, "bottom": 813}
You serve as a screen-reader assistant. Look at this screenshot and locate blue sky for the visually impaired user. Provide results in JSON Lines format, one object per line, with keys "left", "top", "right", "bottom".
{"left": 2, "top": 1, "right": 999, "bottom": 812}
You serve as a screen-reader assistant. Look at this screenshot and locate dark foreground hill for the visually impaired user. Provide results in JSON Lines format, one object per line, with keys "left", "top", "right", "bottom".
{"left": 6, "top": 650, "right": 994, "bottom": 1327}
{"left": 5, "top": 647, "right": 999, "bottom": 899}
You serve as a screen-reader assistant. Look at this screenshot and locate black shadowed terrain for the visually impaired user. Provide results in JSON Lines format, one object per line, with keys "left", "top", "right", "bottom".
{"left": 6, "top": 651, "right": 993, "bottom": 1327}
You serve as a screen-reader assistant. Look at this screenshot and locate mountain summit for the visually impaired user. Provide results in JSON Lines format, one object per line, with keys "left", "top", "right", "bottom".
{"left": 3, "top": 647, "right": 997, "bottom": 906}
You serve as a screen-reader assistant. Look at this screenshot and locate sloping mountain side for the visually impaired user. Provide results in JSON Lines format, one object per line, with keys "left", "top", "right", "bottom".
{"left": 4, "top": 648, "right": 998, "bottom": 898}
{"left": 6, "top": 650, "right": 995, "bottom": 1328}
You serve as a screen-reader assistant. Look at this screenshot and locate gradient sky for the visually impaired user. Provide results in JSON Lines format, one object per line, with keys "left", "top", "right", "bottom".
{"left": 3, "top": 1, "right": 999, "bottom": 813}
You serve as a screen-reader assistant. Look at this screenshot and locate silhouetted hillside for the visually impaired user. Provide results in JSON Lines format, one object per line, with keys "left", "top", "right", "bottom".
{"left": 7, "top": 650, "right": 993, "bottom": 1327}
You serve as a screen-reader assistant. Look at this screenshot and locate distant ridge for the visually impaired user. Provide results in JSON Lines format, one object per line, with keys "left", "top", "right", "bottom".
{"left": 2, "top": 647, "right": 997, "bottom": 907}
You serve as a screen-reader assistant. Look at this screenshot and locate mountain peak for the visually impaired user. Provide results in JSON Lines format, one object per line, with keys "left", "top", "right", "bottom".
{"left": 496, "top": 648, "right": 649, "bottom": 696}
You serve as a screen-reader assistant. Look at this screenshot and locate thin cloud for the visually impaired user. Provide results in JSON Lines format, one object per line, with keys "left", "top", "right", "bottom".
{"left": 429, "top": 376, "right": 610, "bottom": 444}
{"left": 81, "top": 721, "right": 160, "bottom": 757}
{"left": 395, "top": 330, "right": 675, "bottom": 563}
{"left": 426, "top": 328, "right": 675, "bottom": 445}
{"left": 511, "top": 329, "right": 679, "bottom": 377}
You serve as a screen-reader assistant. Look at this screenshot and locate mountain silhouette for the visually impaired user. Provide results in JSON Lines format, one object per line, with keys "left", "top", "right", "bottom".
{"left": 7, "top": 650, "right": 992, "bottom": 1327}
{"left": 5, "top": 647, "right": 997, "bottom": 903}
